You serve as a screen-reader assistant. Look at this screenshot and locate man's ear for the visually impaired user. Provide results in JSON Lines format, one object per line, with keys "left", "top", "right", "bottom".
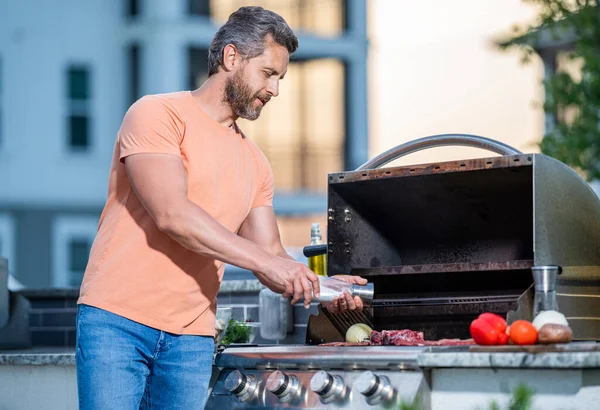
{"left": 222, "top": 44, "right": 240, "bottom": 72}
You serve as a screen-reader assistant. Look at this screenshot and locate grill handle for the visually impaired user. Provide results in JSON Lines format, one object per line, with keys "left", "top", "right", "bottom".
{"left": 356, "top": 133, "right": 522, "bottom": 170}
{"left": 303, "top": 244, "right": 328, "bottom": 258}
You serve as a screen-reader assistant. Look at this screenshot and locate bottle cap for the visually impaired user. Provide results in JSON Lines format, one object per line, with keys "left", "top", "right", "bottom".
{"left": 311, "top": 223, "right": 321, "bottom": 238}
{"left": 352, "top": 283, "right": 374, "bottom": 307}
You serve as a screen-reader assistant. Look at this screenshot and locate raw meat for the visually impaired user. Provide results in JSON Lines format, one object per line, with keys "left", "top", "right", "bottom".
{"left": 383, "top": 329, "right": 425, "bottom": 346}
{"left": 370, "top": 330, "right": 383, "bottom": 345}
{"left": 370, "top": 329, "right": 425, "bottom": 346}
{"left": 318, "top": 341, "right": 370, "bottom": 347}
{"left": 420, "top": 338, "right": 474, "bottom": 346}
{"left": 369, "top": 330, "right": 473, "bottom": 346}
{"left": 320, "top": 330, "right": 474, "bottom": 347}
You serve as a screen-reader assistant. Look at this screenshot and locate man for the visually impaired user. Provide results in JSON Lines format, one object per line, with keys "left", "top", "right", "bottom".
{"left": 76, "top": 6, "right": 366, "bottom": 410}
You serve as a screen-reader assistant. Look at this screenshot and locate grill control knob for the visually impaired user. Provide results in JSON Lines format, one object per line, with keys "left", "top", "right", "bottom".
{"left": 224, "top": 370, "right": 258, "bottom": 402}
{"left": 266, "top": 370, "right": 301, "bottom": 402}
{"left": 355, "top": 371, "right": 395, "bottom": 405}
{"left": 310, "top": 370, "right": 346, "bottom": 403}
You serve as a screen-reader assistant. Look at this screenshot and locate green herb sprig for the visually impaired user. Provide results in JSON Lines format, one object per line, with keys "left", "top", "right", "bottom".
{"left": 221, "top": 319, "right": 252, "bottom": 345}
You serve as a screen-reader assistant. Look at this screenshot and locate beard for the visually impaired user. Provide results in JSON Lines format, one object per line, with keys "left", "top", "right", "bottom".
{"left": 223, "top": 69, "right": 270, "bottom": 121}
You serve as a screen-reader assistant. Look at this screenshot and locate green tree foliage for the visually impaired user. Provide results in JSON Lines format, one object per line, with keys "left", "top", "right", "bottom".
{"left": 499, "top": 1, "right": 600, "bottom": 180}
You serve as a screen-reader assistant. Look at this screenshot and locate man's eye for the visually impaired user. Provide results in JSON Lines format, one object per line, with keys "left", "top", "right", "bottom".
{"left": 263, "top": 71, "right": 272, "bottom": 78}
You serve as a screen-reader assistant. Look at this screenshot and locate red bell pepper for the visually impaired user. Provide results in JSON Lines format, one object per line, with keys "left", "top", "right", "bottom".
{"left": 497, "top": 332, "right": 509, "bottom": 345}
{"left": 477, "top": 312, "right": 507, "bottom": 333}
{"left": 470, "top": 318, "right": 499, "bottom": 345}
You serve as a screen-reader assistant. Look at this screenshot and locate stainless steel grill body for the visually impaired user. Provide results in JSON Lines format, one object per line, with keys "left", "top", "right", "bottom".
{"left": 208, "top": 345, "right": 430, "bottom": 409}
{"left": 207, "top": 135, "right": 600, "bottom": 409}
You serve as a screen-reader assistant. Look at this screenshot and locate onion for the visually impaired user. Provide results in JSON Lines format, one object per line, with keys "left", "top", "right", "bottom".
{"left": 345, "top": 323, "right": 373, "bottom": 343}
{"left": 532, "top": 310, "right": 569, "bottom": 331}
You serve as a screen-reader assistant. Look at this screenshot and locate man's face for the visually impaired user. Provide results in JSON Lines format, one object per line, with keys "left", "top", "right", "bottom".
{"left": 224, "top": 41, "right": 289, "bottom": 120}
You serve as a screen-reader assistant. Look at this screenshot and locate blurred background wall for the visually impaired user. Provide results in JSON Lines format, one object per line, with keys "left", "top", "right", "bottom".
{"left": 0, "top": 0, "right": 565, "bottom": 287}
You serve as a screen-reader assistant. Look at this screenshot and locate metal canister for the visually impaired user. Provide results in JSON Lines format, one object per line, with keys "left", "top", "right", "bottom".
{"left": 531, "top": 265, "right": 561, "bottom": 316}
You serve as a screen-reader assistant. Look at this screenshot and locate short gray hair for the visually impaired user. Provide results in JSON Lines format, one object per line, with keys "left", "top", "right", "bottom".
{"left": 208, "top": 6, "right": 299, "bottom": 76}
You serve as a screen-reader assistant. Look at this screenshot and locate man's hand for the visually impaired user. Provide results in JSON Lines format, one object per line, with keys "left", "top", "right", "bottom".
{"left": 323, "top": 275, "right": 368, "bottom": 314}
{"left": 237, "top": 207, "right": 321, "bottom": 308}
{"left": 253, "top": 256, "right": 321, "bottom": 308}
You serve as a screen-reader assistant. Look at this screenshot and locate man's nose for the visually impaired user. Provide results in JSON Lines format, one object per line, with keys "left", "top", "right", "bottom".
{"left": 266, "top": 78, "right": 279, "bottom": 97}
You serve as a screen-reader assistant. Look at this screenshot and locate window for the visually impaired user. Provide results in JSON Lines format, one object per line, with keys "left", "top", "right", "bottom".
{"left": 128, "top": 44, "right": 141, "bottom": 105}
{"left": 66, "top": 66, "right": 91, "bottom": 151}
{"left": 0, "top": 214, "right": 16, "bottom": 276}
{"left": 69, "top": 116, "right": 89, "bottom": 148}
{"left": 188, "top": 48, "right": 209, "bottom": 90}
{"left": 188, "top": 0, "right": 210, "bottom": 16}
{"left": 210, "top": 0, "right": 346, "bottom": 36}
{"left": 52, "top": 216, "right": 98, "bottom": 287}
{"left": 68, "top": 67, "right": 89, "bottom": 100}
{"left": 69, "top": 237, "right": 92, "bottom": 274}
{"left": 126, "top": 0, "right": 140, "bottom": 17}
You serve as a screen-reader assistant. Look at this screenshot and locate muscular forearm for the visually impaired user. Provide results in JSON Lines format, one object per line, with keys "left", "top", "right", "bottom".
{"left": 276, "top": 250, "right": 295, "bottom": 261}
{"left": 155, "top": 199, "right": 275, "bottom": 272}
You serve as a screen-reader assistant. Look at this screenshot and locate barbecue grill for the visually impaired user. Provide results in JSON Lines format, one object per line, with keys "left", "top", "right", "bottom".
{"left": 206, "top": 135, "right": 600, "bottom": 409}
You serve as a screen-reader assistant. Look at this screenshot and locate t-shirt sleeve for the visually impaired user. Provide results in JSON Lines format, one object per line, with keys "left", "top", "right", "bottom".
{"left": 252, "top": 160, "right": 275, "bottom": 208}
{"left": 118, "top": 96, "right": 185, "bottom": 163}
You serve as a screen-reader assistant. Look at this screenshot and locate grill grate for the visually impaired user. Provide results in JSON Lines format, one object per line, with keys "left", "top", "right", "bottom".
{"left": 305, "top": 305, "right": 375, "bottom": 344}
{"left": 321, "top": 307, "right": 374, "bottom": 333}
{"left": 372, "top": 294, "right": 522, "bottom": 307}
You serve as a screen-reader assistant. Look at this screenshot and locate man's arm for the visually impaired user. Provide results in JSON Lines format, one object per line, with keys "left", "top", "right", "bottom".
{"left": 237, "top": 206, "right": 290, "bottom": 260}
{"left": 237, "top": 206, "right": 318, "bottom": 307}
{"left": 238, "top": 206, "right": 365, "bottom": 312}
{"left": 124, "top": 153, "right": 320, "bottom": 304}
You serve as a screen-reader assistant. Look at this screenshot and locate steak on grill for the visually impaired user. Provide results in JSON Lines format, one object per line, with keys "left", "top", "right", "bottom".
{"left": 370, "top": 330, "right": 424, "bottom": 346}
{"left": 369, "top": 330, "right": 473, "bottom": 346}
{"left": 318, "top": 330, "right": 474, "bottom": 347}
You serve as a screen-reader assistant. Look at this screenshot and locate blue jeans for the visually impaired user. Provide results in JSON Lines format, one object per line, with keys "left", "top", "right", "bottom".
{"left": 76, "top": 304, "right": 214, "bottom": 410}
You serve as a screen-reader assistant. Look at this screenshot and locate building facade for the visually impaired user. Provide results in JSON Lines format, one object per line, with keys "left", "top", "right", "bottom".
{"left": 0, "top": 0, "right": 368, "bottom": 287}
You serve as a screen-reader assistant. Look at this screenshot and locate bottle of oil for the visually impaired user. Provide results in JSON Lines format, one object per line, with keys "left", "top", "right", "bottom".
{"left": 308, "top": 223, "right": 327, "bottom": 276}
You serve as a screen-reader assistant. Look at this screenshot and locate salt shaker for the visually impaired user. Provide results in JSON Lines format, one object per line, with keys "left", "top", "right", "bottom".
{"left": 531, "top": 265, "right": 561, "bottom": 316}
{"left": 312, "top": 276, "right": 374, "bottom": 307}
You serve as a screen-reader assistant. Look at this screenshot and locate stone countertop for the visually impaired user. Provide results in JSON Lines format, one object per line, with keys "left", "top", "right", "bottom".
{"left": 0, "top": 347, "right": 75, "bottom": 366}
{"left": 418, "top": 348, "right": 600, "bottom": 369}
{"left": 4, "top": 346, "right": 600, "bottom": 369}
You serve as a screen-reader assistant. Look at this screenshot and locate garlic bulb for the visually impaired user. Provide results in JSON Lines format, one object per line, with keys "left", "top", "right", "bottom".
{"left": 532, "top": 310, "right": 569, "bottom": 331}
{"left": 345, "top": 323, "right": 373, "bottom": 343}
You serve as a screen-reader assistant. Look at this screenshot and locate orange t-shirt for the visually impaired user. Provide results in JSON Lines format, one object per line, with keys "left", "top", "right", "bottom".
{"left": 78, "top": 91, "right": 274, "bottom": 336}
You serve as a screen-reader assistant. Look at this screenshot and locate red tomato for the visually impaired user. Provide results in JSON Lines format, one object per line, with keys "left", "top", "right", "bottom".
{"left": 478, "top": 313, "right": 507, "bottom": 333}
{"left": 470, "top": 318, "right": 499, "bottom": 345}
{"left": 509, "top": 320, "right": 538, "bottom": 345}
